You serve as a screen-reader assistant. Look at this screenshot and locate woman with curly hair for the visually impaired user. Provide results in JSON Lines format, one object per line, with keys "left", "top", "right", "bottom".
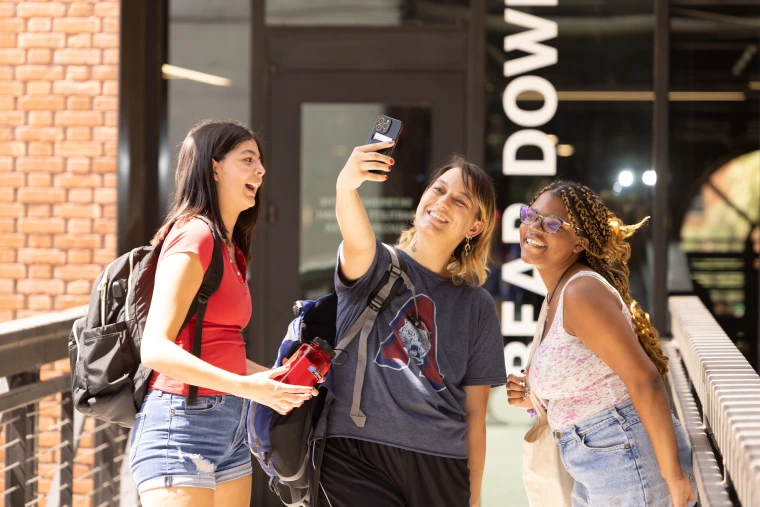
{"left": 507, "top": 181, "right": 696, "bottom": 506}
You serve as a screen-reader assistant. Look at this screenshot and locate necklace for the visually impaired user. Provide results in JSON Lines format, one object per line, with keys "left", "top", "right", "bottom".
{"left": 546, "top": 263, "right": 576, "bottom": 305}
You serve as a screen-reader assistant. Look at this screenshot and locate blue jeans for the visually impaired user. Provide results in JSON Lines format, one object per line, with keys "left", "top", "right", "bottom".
{"left": 554, "top": 399, "right": 696, "bottom": 506}
{"left": 129, "top": 390, "right": 252, "bottom": 494}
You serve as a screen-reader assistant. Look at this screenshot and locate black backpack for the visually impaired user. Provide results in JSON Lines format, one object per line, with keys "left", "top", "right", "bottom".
{"left": 67, "top": 216, "right": 224, "bottom": 427}
{"left": 248, "top": 244, "right": 414, "bottom": 507}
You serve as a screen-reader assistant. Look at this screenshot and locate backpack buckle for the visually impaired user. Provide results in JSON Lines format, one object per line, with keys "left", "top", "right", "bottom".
{"left": 368, "top": 295, "right": 384, "bottom": 312}
{"left": 389, "top": 264, "right": 403, "bottom": 278}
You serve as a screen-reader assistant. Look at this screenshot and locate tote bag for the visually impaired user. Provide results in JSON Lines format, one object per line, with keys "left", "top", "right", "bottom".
{"left": 522, "top": 300, "right": 574, "bottom": 506}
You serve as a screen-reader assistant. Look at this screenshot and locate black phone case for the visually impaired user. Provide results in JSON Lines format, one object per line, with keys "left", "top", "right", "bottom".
{"left": 366, "top": 116, "right": 403, "bottom": 174}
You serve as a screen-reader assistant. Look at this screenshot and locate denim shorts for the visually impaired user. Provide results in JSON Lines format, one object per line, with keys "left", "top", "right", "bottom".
{"left": 554, "top": 399, "right": 696, "bottom": 506}
{"left": 129, "top": 390, "right": 252, "bottom": 494}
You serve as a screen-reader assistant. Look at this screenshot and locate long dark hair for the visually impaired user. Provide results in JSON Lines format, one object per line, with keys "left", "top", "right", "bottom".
{"left": 531, "top": 180, "right": 668, "bottom": 377}
{"left": 151, "top": 119, "right": 263, "bottom": 262}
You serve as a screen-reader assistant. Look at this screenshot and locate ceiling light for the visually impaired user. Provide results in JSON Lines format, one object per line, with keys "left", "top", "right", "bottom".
{"left": 642, "top": 170, "right": 657, "bottom": 186}
{"left": 618, "top": 170, "right": 634, "bottom": 187}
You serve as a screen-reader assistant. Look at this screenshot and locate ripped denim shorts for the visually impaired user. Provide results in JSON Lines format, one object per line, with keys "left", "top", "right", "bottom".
{"left": 129, "top": 390, "right": 252, "bottom": 495}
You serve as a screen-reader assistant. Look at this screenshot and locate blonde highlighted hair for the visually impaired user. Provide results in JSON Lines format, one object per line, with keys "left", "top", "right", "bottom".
{"left": 397, "top": 155, "right": 497, "bottom": 288}
{"left": 532, "top": 181, "right": 669, "bottom": 377}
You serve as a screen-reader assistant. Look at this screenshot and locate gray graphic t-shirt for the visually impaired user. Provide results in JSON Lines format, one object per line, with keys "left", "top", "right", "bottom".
{"left": 317, "top": 238, "right": 507, "bottom": 459}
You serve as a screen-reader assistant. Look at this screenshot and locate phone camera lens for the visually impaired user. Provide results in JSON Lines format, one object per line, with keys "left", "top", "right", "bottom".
{"left": 378, "top": 117, "right": 385, "bottom": 123}
{"left": 382, "top": 121, "right": 390, "bottom": 132}
{"left": 375, "top": 124, "right": 382, "bottom": 131}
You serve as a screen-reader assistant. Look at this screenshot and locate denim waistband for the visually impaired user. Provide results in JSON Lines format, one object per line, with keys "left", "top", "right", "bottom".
{"left": 552, "top": 398, "right": 637, "bottom": 444}
{"left": 144, "top": 389, "right": 242, "bottom": 404}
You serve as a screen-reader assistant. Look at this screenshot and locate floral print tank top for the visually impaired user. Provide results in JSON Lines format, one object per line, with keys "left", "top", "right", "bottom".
{"left": 529, "top": 271, "right": 633, "bottom": 429}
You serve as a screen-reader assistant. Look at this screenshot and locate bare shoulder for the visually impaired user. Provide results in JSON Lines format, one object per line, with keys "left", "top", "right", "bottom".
{"left": 563, "top": 273, "right": 622, "bottom": 321}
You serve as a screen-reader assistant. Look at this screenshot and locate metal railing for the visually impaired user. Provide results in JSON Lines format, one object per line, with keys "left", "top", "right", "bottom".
{"left": 667, "top": 296, "right": 760, "bottom": 507}
{"left": 0, "top": 307, "right": 132, "bottom": 507}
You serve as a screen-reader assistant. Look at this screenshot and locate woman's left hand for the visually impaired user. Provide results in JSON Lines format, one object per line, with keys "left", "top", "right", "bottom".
{"left": 665, "top": 473, "right": 696, "bottom": 507}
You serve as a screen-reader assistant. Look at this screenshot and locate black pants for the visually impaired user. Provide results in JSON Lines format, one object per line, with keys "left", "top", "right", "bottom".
{"left": 316, "top": 437, "right": 470, "bottom": 507}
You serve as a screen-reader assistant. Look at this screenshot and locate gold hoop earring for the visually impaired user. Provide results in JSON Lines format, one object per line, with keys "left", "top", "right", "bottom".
{"left": 464, "top": 237, "right": 471, "bottom": 257}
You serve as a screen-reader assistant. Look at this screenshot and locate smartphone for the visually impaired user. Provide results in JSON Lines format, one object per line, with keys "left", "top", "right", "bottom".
{"left": 366, "top": 115, "right": 403, "bottom": 174}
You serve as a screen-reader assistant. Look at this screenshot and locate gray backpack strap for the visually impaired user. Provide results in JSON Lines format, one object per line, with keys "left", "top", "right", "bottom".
{"left": 333, "top": 244, "right": 412, "bottom": 427}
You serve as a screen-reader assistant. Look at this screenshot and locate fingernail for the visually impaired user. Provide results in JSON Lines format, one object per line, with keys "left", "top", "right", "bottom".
{"left": 389, "top": 141, "right": 394, "bottom": 146}
{"left": 385, "top": 175, "right": 388, "bottom": 180}
{"left": 390, "top": 159, "right": 395, "bottom": 165}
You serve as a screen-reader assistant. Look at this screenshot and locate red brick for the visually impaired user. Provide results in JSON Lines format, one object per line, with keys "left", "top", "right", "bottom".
{"left": 18, "top": 279, "right": 65, "bottom": 296}
{"left": 0, "top": 3, "right": 14, "bottom": 17}
{"left": 0, "top": 111, "right": 24, "bottom": 126}
{"left": 102, "top": 173, "right": 115, "bottom": 187}
{"left": 53, "top": 80, "right": 100, "bottom": 96}
{"left": 67, "top": 218, "right": 91, "bottom": 233}
{"left": 92, "top": 33, "right": 117, "bottom": 49}
{"left": 0, "top": 217, "right": 14, "bottom": 231}
{"left": 27, "top": 204, "right": 50, "bottom": 217}
{"left": 91, "top": 126, "right": 115, "bottom": 142}
{"left": 93, "top": 96, "right": 116, "bottom": 111}
{"left": 0, "top": 81, "right": 23, "bottom": 95}
{"left": 0, "top": 187, "right": 13, "bottom": 201}
{"left": 91, "top": 65, "right": 116, "bottom": 80}
{"left": 16, "top": 65, "right": 64, "bottom": 81}
{"left": 18, "top": 217, "right": 65, "bottom": 234}
{"left": 0, "top": 279, "right": 13, "bottom": 293}
{"left": 29, "top": 141, "right": 53, "bottom": 156}
{"left": 15, "top": 126, "right": 64, "bottom": 142}
{"left": 17, "top": 3, "right": 67, "bottom": 17}
{"left": 53, "top": 48, "right": 100, "bottom": 65}
{"left": 54, "top": 110, "right": 101, "bottom": 126}
{"left": 0, "top": 202, "right": 23, "bottom": 217}
{"left": 104, "top": 140, "right": 116, "bottom": 156}
{"left": 0, "top": 294, "right": 24, "bottom": 310}
{"left": 54, "top": 141, "right": 102, "bottom": 157}
{"left": 27, "top": 172, "right": 51, "bottom": 186}
{"left": 28, "top": 111, "right": 53, "bottom": 126}
{"left": 27, "top": 80, "right": 52, "bottom": 95}
{"left": 102, "top": 48, "right": 118, "bottom": 65}
{"left": 67, "top": 3, "right": 93, "bottom": 17}
{"left": 16, "top": 156, "right": 64, "bottom": 172}
{"left": 18, "top": 33, "right": 66, "bottom": 49}
{"left": 93, "top": 248, "right": 113, "bottom": 264}
{"left": 0, "top": 65, "right": 12, "bottom": 79}
{"left": 54, "top": 234, "right": 99, "bottom": 249}
{"left": 65, "top": 126, "right": 90, "bottom": 141}
{"left": 68, "top": 187, "right": 92, "bottom": 203}
{"left": 54, "top": 173, "right": 99, "bottom": 188}
{"left": 55, "top": 294, "right": 90, "bottom": 310}
{"left": 0, "top": 49, "right": 25, "bottom": 65}
{"left": 0, "top": 233, "right": 24, "bottom": 248}
{"left": 27, "top": 18, "right": 52, "bottom": 32}
{"left": 0, "top": 126, "right": 10, "bottom": 140}
{"left": 93, "top": 218, "right": 114, "bottom": 234}
{"left": 0, "top": 263, "right": 25, "bottom": 279}
{"left": 104, "top": 234, "right": 115, "bottom": 250}
{"left": 54, "top": 264, "right": 102, "bottom": 281}
{"left": 0, "top": 141, "right": 25, "bottom": 156}
{"left": 65, "top": 66, "right": 90, "bottom": 80}
{"left": 93, "top": 187, "right": 114, "bottom": 204}
{"left": 28, "top": 294, "right": 52, "bottom": 311}
{"left": 28, "top": 48, "right": 52, "bottom": 64}
{"left": 66, "top": 279, "right": 90, "bottom": 295}
{"left": 92, "top": 157, "right": 114, "bottom": 173}
{"left": 102, "top": 203, "right": 115, "bottom": 218}
{"left": 53, "top": 17, "right": 100, "bottom": 34}
{"left": 0, "top": 249, "right": 15, "bottom": 262}
{"left": 18, "top": 96, "right": 65, "bottom": 111}
{"left": 0, "top": 95, "right": 15, "bottom": 109}
{"left": 18, "top": 248, "right": 66, "bottom": 265}
{"left": 66, "top": 33, "right": 91, "bottom": 48}
{"left": 27, "top": 234, "right": 51, "bottom": 248}
{"left": 103, "top": 16, "right": 118, "bottom": 33}
{"left": 66, "top": 156, "right": 90, "bottom": 172}
{"left": 67, "top": 249, "right": 91, "bottom": 264}
{"left": 93, "top": 3, "right": 119, "bottom": 17}
{"left": 104, "top": 110, "right": 117, "bottom": 127}
{"left": 0, "top": 308, "right": 14, "bottom": 321}
{"left": 29, "top": 264, "right": 51, "bottom": 278}
{"left": 0, "top": 156, "right": 12, "bottom": 171}
{"left": 0, "top": 32, "right": 16, "bottom": 48}
{"left": 0, "top": 172, "right": 25, "bottom": 187}
{"left": 66, "top": 95, "right": 91, "bottom": 110}
{"left": 0, "top": 19, "right": 25, "bottom": 34}
{"left": 51, "top": 203, "right": 100, "bottom": 219}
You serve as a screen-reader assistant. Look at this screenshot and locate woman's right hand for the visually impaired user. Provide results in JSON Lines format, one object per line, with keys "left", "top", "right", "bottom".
{"left": 507, "top": 373, "right": 534, "bottom": 409}
{"left": 237, "top": 366, "right": 313, "bottom": 415}
{"left": 336, "top": 141, "right": 394, "bottom": 191}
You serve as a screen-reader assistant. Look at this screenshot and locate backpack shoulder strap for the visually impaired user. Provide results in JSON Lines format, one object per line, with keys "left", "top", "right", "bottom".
{"left": 333, "top": 243, "right": 413, "bottom": 427}
{"left": 184, "top": 215, "right": 225, "bottom": 405}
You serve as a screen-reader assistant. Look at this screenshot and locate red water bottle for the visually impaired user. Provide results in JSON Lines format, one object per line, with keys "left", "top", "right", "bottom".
{"left": 275, "top": 337, "right": 335, "bottom": 387}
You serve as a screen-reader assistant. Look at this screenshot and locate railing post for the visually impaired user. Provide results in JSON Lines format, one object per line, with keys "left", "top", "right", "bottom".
{"left": 4, "top": 372, "right": 39, "bottom": 506}
{"left": 58, "top": 395, "right": 74, "bottom": 507}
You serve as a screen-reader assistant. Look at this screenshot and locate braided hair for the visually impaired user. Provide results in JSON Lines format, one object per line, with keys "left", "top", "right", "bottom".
{"left": 531, "top": 181, "right": 669, "bottom": 377}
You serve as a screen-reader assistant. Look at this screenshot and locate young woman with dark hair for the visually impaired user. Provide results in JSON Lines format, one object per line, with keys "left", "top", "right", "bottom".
{"left": 129, "top": 120, "right": 314, "bottom": 507}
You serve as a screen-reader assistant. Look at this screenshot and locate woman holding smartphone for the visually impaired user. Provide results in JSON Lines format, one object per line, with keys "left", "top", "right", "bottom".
{"left": 130, "top": 120, "right": 314, "bottom": 507}
{"left": 314, "top": 140, "right": 507, "bottom": 507}
{"left": 507, "top": 181, "right": 696, "bottom": 507}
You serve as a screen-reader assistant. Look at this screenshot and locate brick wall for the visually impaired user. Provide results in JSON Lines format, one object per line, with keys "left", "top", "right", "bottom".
{"left": 0, "top": 2, "right": 120, "bottom": 505}
{"left": 0, "top": 0, "right": 119, "bottom": 323}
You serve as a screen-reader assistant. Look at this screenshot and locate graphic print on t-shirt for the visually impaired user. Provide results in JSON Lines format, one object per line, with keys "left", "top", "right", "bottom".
{"left": 374, "top": 294, "right": 446, "bottom": 391}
